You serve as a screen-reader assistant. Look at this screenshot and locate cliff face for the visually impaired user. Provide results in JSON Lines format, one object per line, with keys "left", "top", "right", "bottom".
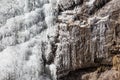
{"left": 56, "top": 0, "right": 120, "bottom": 80}
{"left": 0, "top": 0, "right": 120, "bottom": 80}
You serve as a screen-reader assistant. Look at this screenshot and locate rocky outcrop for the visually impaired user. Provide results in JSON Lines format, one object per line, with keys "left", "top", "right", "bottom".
{"left": 0, "top": 0, "right": 120, "bottom": 80}
{"left": 55, "top": 0, "right": 120, "bottom": 79}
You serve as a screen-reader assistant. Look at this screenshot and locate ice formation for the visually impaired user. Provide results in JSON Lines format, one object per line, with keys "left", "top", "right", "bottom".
{"left": 1, "top": 0, "right": 118, "bottom": 80}
{"left": 0, "top": 0, "right": 58, "bottom": 80}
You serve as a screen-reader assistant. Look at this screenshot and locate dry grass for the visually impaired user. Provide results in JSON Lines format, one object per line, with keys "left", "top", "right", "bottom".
{"left": 112, "top": 55, "right": 120, "bottom": 71}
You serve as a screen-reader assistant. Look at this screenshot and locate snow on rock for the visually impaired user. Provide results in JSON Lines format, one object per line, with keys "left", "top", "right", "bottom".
{"left": 1, "top": 0, "right": 120, "bottom": 80}
{"left": 86, "top": 0, "right": 96, "bottom": 6}
{"left": 0, "top": 0, "right": 58, "bottom": 80}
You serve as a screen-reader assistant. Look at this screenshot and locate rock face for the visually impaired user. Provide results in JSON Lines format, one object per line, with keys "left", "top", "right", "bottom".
{"left": 56, "top": 0, "right": 120, "bottom": 79}
{"left": 0, "top": 0, "right": 120, "bottom": 80}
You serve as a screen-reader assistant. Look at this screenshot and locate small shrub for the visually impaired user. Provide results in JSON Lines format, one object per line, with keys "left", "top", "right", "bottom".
{"left": 97, "top": 66, "right": 108, "bottom": 73}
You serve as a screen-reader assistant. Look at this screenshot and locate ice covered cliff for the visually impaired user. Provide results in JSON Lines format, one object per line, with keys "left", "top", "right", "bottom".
{"left": 1, "top": 0, "right": 120, "bottom": 80}
{"left": 0, "top": 0, "right": 58, "bottom": 80}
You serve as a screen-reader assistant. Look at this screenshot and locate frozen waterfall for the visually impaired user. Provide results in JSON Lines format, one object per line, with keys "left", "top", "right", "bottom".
{"left": 0, "top": 0, "right": 58, "bottom": 80}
